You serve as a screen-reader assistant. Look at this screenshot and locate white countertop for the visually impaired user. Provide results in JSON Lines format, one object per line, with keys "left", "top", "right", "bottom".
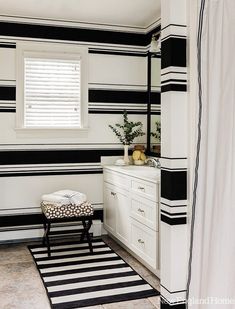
{"left": 104, "top": 165, "right": 160, "bottom": 183}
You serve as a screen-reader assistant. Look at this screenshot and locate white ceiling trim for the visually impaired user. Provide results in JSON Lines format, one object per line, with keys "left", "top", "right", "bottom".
{"left": 0, "top": 14, "right": 160, "bottom": 34}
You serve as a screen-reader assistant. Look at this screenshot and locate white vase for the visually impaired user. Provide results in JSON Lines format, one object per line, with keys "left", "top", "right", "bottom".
{"left": 123, "top": 144, "right": 130, "bottom": 165}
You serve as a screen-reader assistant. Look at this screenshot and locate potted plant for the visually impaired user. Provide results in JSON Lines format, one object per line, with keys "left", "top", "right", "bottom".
{"left": 109, "top": 110, "right": 145, "bottom": 164}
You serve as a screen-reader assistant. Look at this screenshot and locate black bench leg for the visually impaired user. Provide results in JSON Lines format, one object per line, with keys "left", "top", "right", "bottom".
{"left": 42, "top": 215, "right": 47, "bottom": 246}
{"left": 45, "top": 221, "right": 51, "bottom": 257}
{"left": 80, "top": 218, "right": 93, "bottom": 253}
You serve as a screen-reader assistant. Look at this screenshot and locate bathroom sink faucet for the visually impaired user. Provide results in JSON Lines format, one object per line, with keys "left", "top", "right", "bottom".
{"left": 145, "top": 157, "right": 161, "bottom": 169}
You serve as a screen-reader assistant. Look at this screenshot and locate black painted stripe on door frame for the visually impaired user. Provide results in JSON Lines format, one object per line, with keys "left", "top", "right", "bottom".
{"left": 161, "top": 84, "right": 187, "bottom": 93}
{"left": 0, "top": 21, "right": 160, "bottom": 46}
{"left": 161, "top": 214, "right": 186, "bottom": 225}
{"left": 161, "top": 37, "right": 186, "bottom": 69}
{"left": 161, "top": 169, "right": 187, "bottom": 201}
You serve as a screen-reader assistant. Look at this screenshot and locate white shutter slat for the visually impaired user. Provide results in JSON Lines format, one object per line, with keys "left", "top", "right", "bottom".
{"left": 24, "top": 57, "right": 81, "bottom": 127}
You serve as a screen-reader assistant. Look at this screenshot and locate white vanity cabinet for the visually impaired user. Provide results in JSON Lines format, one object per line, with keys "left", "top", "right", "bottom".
{"left": 103, "top": 166, "right": 160, "bottom": 276}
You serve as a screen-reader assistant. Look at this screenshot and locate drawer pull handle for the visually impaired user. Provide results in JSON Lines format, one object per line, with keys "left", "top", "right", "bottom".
{"left": 138, "top": 208, "right": 145, "bottom": 213}
{"left": 138, "top": 186, "right": 145, "bottom": 191}
{"left": 111, "top": 192, "right": 116, "bottom": 196}
{"left": 138, "top": 239, "right": 145, "bottom": 244}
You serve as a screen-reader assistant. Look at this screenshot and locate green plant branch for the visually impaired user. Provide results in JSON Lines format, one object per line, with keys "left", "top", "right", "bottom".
{"left": 109, "top": 110, "right": 145, "bottom": 145}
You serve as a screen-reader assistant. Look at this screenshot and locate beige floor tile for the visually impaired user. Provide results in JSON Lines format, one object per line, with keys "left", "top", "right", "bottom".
{"left": 144, "top": 274, "right": 160, "bottom": 291}
{"left": 148, "top": 296, "right": 161, "bottom": 308}
{"left": 0, "top": 244, "right": 32, "bottom": 265}
{"left": 0, "top": 262, "right": 44, "bottom": 292}
{"left": 102, "top": 298, "right": 156, "bottom": 309}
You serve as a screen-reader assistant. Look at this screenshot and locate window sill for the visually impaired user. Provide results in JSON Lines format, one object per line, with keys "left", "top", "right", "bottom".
{"left": 15, "top": 127, "right": 89, "bottom": 133}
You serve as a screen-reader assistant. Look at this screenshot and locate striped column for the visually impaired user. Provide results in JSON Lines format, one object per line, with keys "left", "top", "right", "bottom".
{"left": 160, "top": 0, "right": 188, "bottom": 308}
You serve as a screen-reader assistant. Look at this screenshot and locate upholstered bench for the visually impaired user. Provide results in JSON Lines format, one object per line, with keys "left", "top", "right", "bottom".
{"left": 41, "top": 190, "right": 94, "bottom": 257}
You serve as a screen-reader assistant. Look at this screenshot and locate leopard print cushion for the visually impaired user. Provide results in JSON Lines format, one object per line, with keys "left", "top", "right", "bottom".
{"left": 41, "top": 201, "right": 94, "bottom": 219}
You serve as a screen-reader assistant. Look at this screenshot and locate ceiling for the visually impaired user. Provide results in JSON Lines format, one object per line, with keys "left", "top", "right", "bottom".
{"left": 0, "top": 0, "right": 161, "bottom": 29}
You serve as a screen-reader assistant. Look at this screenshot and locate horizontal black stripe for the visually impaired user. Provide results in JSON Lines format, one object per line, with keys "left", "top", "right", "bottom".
{"left": 161, "top": 79, "right": 187, "bottom": 84}
{"left": 43, "top": 262, "right": 129, "bottom": 278}
{"left": 49, "top": 279, "right": 145, "bottom": 298}
{"left": 33, "top": 244, "right": 107, "bottom": 255}
{"left": 161, "top": 210, "right": 187, "bottom": 216}
{"left": 29, "top": 237, "right": 102, "bottom": 249}
{"left": 0, "top": 108, "right": 149, "bottom": 115}
{"left": 161, "top": 156, "right": 187, "bottom": 160}
{"left": 0, "top": 210, "right": 103, "bottom": 228}
{"left": 161, "top": 84, "right": 187, "bottom": 93}
{"left": 0, "top": 21, "right": 151, "bottom": 46}
{"left": 161, "top": 214, "right": 187, "bottom": 225}
{"left": 0, "top": 43, "right": 16, "bottom": 48}
{"left": 52, "top": 289, "right": 158, "bottom": 309}
{"left": 0, "top": 86, "right": 16, "bottom": 100}
{"left": 161, "top": 170, "right": 187, "bottom": 200}
{"left": 46, "top": 270, "right": 136, "bottom": 287}
{"left": 89, "top": 49, "right": 147, "bottom": 57}
{"left": 89, "top": 89, "right": 160, "bottom": 104}
{"left": 0, "top": 108, "right": 16, "bottom": 113}
{"left": 0, "top": 169, "right": 103, "bottom": 177}
{"left": 161, "top": 37, "right": 186, "bottom": 69}
{"left": 0, "top": 149, "right": 125, "bottom": 165}
{"left": 39, "top": 256, "right": 121, "bottom": 269}
{"left": 89, "top": 110, "right": 147, "bottom": 115}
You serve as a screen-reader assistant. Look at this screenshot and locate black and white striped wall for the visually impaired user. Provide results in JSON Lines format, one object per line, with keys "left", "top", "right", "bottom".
{"left": 160, "top": 0, "right": 188, "bottom": 308}
{"left": 0, "top": 16, "right": 161, "bottom": 242}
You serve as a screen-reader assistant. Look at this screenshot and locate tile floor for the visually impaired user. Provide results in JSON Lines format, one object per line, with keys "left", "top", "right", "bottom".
{"left": 0, "top": 236, "right": 160, "bottom": 309}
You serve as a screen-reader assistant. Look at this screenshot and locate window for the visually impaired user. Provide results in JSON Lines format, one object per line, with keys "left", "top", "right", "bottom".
{"left": 16, "top": 42, "right": 88, "bottom": 130}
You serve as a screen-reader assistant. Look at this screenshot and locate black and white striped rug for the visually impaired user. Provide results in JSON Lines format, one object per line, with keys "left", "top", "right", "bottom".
{"left": 28, "top": 239, "right": 159, "bottom": 308}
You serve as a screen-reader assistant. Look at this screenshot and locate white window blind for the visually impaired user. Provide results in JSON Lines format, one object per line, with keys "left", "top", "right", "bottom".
{"left": 24, "top": 57, "right": 81, "bottom": 127}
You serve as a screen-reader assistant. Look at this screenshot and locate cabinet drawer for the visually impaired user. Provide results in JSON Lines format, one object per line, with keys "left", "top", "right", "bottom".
{"left": 131, "top": 178, "right": 157, "bottom": 201}
{"left": 130, "top": 218, "right": 157, "bottom": 269}
{"left": 130, "top": 195, "right": 158, "bottom": 231}
{"left": 104, "top": 171, "right": 129, "bottom": 189}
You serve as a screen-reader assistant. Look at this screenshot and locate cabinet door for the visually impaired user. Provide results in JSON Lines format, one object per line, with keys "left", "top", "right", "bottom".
{"left": 115, "top": 187, "right": 130, "bottom": 245}
{"left": 103, "top": 182, "right": 116, "bottom": 234}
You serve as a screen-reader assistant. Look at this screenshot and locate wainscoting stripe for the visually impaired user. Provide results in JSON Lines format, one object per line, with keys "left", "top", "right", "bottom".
{"left": 0, "top": 210, "right": 103, "bottom": 228}
{"left": 0, "top": 21, "right": 159, "bottom": 46}
{"left": 0, "top": 86, "right": 16, "bottom": 100}
{"left": 0, "top": 169, "right": 103, "bottom": 177}
{"left": 89, "top": 89, "right": 160, "bottom": 104}
{"left": 0, "top": 149, "right": 126, "bottom": 165}
{"left": 0, "top": 43, "right": 16, "bottom": 48}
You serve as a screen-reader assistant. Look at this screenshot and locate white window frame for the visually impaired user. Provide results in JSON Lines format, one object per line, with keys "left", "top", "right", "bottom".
{"left": 16, "top": 41, "right": 88, "bottom": 131}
